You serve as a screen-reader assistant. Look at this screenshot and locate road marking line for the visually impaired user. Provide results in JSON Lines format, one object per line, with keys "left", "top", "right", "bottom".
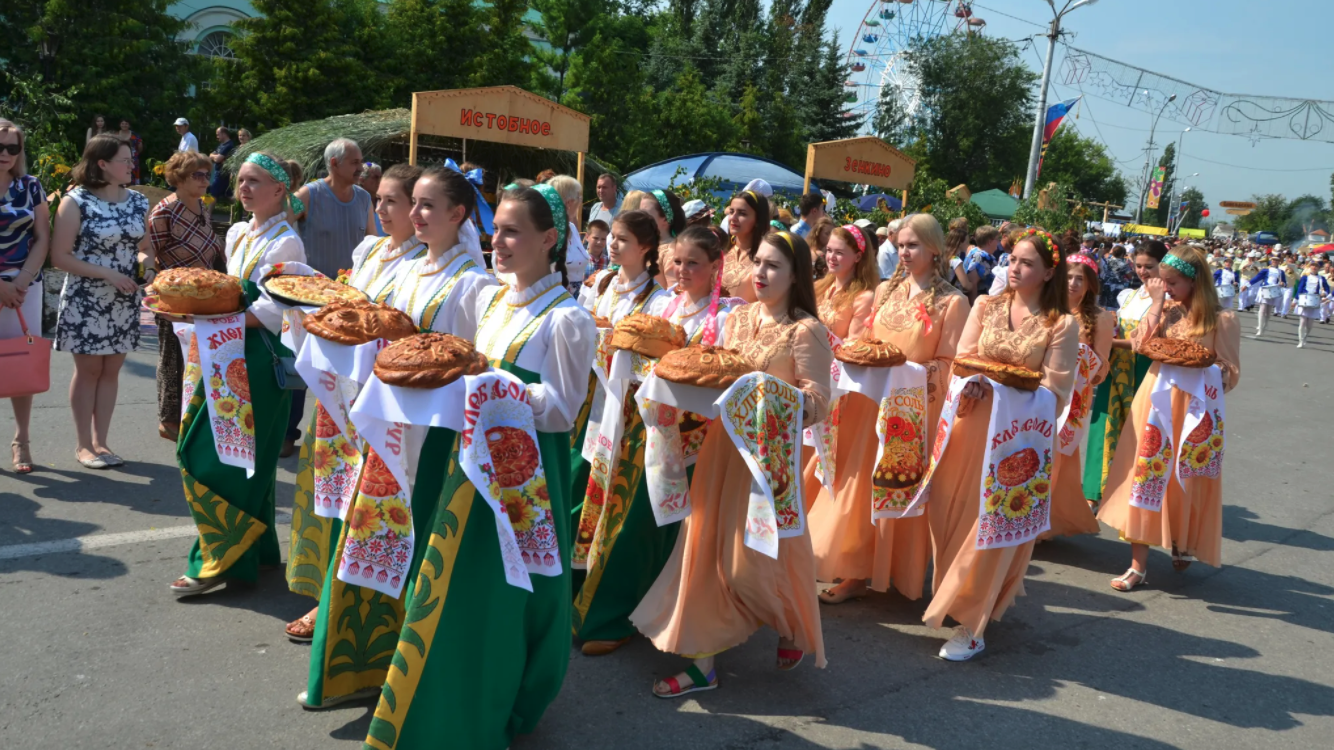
{"left": 0, "top": 512, "right": 292, "bottom": 562}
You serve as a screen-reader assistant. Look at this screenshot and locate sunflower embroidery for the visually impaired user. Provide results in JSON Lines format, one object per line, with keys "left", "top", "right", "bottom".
{"left": 380, "top": 496, "right": 412, "bottom": 537}
{"left": 209, "top": 376, "right": 224, "bottom": 391}
{"left": 985, "top": 489, "right": 1005, "bottom": 514}
{"left": 1030, "top": 477, "right": 1051, "bottom": 498}
{"left": 1208, "top": 434, "right": 1224, "bottom": 451}
{"left": 346, "top": 504, "right": 382, "bottom": 540}
{"left": 214, "top": 395, "right": 240, "bottom": 419}
{"left": 238, "top": 403, "right": 255, "bottom": 437}
{"left": 311, "top": 443, "right": 335, "bottom": 474}
{"left": 503, "top": 489, "right": 539, "bottom": 532}
{"left": 1187, "top": 444, "right": 1212, "bottom": 470}
{"left": 1149, "top": 457, "right": 1167, "bottom": 477}
{"left": 338, "top": 439, "right": 360, "bottom": 459}
{"left": 1003, "top": 487, "right": 1036, "bottom": 519}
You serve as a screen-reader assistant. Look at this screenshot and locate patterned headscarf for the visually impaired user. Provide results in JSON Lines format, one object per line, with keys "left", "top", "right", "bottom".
{"left": 529, "top": 183, "right": 569, "bottom": 257}
{"left": 245, "top": 153, "right": 305, "bottom": 215}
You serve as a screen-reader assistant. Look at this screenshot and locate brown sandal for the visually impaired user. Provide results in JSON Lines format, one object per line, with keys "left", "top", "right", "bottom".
{"left": 1171, "top": 546, "right": 1193, "bottom": 572}
{"left": 11, "top": 440, "right": 32, "bottom": 474}
{"left": 286, "top": 609, "right": 318, "bottom": 642}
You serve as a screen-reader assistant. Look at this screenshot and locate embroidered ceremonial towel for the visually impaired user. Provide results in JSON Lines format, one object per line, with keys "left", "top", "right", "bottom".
{"left": 1056, "top": 343, "right": 1102, "bottom": 457}
{"left": 1129, "top": 364, "right": 1225, "bottom": 511}
{"left": 835, "top": 360, "right": 930, "bottom": 520}
{"left": 193, "top": 312, "right": 255, "bottom": 476}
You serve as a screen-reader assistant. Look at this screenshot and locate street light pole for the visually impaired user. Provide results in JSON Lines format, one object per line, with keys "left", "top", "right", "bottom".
{"left": 1166, "top": 125, "right": 1192, "bottom": 229}
{"left": 1171, "top": 173, "right": 1199, "bottom": 232}
{"left": 1022, "top": 0, "right": 1099, "bottom": 200}
{"left": 1134, "top": 92, "right": 1177, "bottom": 224}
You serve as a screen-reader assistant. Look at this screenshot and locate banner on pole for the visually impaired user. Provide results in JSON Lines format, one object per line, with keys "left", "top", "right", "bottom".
{"left": 1146, "top": 166, "right": 1166, "bottom": 210}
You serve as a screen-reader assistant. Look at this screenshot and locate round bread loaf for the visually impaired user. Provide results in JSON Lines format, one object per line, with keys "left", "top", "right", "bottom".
{"left": 834, "top": 338, "right": 908, "bottom": 368}
{"left": 655, "top": 345, "right": 758, "bottom": 390}
{"left": 952, "top": 355, "right": 1042, "bottom": 392}
{"left": 1141, "top": 337, "right": 1217, "bottom": 368}
{"left": 264, "top": 275, "right": 368, "bottom": 307}
{"left": 374, "top": 333, "right": 489, "bottom": 389}
{"left": 592, "top": 315, "right": 613, "bottom": 329}
{"left": 149, "top": 268, "right": 243, "bottom": 315}
{"left": 303, "top": 299, "right": 418, "bottom": 345}
{"left": 610, "top": 313, "right": 687, "bottom": 359}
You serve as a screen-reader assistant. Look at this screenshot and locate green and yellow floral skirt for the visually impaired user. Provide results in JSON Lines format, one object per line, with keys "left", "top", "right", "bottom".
{"left": 572, "top": 404, "right": 684, "bottom": 643}
{"left": 303, "top": 427, "right": 457, "bottom": 708}
{"left": 363, "top": 364, "right": 572, "bottom": 750}
{"left": 177, "top": 331, "right": 289, "bottom": 582}
{"left": 1083, "top": 348, "right": 1151, "bottom": 501}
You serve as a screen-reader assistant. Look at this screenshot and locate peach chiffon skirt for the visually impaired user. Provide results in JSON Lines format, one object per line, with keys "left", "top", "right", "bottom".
{"left": 631, "top": 426, "right": 827, "bottom": 667}
{"left": 922, "top": 392, "right": 1033, "bottom": 637}
{"left": 1097, "top": 382, "right": 1224, "bottom": 567}
{"left": 1039, "top": 449, "right": 1101, "bottom": 540}
{"left": 805, "top": 394, "right": 931, "bottom": 599}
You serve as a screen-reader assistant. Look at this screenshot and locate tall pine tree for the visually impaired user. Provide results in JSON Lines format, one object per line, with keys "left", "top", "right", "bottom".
{"left": 382, "top": 0, "right": 484, "bottom": 103}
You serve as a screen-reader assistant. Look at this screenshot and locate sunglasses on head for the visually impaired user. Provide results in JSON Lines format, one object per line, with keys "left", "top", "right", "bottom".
{"left": 0, "top": 143, "right": 22, "bottom": 156}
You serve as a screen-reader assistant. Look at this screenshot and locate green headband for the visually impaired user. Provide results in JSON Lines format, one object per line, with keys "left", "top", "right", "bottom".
{"left": 509, "top": 183, "right": 569, "bottom": 259}
{"left": 651, "top": 189, "right": 676, "bottom": 237}
{"left": 245, "top": 153, "right": 305, "bottom": 215}
{"left": 1162, "top": 253, "right": 1196, "bottom": 279}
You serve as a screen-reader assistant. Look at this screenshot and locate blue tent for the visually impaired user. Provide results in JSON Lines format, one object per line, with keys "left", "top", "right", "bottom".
{"left": 624, "top": 152, "right": 818, "bottom": 199}
{"left": 855, "top": 193, "right": 902, "bottom": 212}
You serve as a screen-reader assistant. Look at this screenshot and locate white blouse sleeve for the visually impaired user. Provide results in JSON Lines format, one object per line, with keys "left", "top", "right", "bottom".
{"left": 449, "top": 271, "right": 500, "bottom": 341}
{"left": 528, "top": 305, "right": 597, "bottom": 433}
{"left": 249, "top": 234, "right": 307, "bottom": 334}
{"left": 349, "top": 235, "right": 379, "bottom": 271}
{"left": 564, "top": 222, "right": 589, "bottom": 283}
{"left": 643, "top": 288, "right": 673, "bottom": 317}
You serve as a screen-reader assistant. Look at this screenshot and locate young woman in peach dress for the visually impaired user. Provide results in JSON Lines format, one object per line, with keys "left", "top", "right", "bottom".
{"left": 720, "top": 190, "right": 769, "bottom": 304}
{"left": 632, "top": 230, "right": 833, "bottom": 696}
{"left": 1098, "top": 245, "right": 1240, "bottom": 591}
{"left": 923, "top": 228, "right": 1079, "bottom": 661}
{"left": 1041, "top": 247, "right": 1114, "bottom": 540}
{"left": 811, "top": 214, "right": 968, "bottom": 604}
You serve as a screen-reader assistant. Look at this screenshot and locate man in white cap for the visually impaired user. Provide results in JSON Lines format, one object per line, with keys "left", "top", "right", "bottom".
{"left": 174, "top": 118, "right": 198, "bottom": 153}
{"left": 680, "top": 199, "right": 713, "bottom": 227}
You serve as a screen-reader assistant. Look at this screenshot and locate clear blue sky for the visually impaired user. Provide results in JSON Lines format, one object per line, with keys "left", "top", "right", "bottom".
{"left": 828, "top": 0, "right": 1334, "bottom": 215}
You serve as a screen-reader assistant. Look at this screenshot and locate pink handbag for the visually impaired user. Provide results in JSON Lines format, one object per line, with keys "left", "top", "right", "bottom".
{"left": 0, "top": 307, "right": 52, "bottom": 398}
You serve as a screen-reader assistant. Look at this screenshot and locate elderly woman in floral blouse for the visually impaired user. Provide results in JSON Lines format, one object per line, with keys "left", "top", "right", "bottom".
{"left": 147, "top": 150, "right": 222, "bottom": 441}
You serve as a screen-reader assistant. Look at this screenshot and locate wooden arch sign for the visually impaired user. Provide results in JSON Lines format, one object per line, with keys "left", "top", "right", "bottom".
{"left": 803, "top": 136, "right": 917, "bottom": 196}
{"left": 408, "top": 85, "right": 592, "bottom": 182}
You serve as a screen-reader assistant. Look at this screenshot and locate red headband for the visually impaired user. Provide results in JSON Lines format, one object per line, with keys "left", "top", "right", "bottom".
{"left": 841, "top": 224, "right": 866, "bottom": 254}
{"left": 1068, "top": 253, "right": 1099, "bottom": 275}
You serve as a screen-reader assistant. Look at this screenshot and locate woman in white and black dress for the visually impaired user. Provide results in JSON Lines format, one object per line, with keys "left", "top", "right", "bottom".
{"left": 51, "top": 134, "right": 152, "bottom": 470}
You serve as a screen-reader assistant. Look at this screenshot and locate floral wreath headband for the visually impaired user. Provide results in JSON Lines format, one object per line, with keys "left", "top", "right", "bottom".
{"left": 1020, "top": 227, "right": 1060, "bottom": 267}
{"left": 245, "top": 153, "right": 305, "bottom": 215}
{"left": 1162, "top": 253, "right": 1197, "bottom": 279}
{"left": 651, "top": 189, "right": 677, "bottom": 237}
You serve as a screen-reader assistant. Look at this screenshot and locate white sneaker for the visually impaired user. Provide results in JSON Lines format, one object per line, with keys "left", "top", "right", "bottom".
{"left": 938, "top": 626, "right": 985, "bottom": 661}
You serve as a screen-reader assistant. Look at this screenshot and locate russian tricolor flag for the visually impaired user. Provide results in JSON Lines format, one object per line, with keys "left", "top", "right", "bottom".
{"left": 1038, "top": 97, "right": 1082, "bottom": 176}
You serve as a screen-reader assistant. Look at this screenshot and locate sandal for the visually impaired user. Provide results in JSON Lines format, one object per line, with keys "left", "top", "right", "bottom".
{"left": 170, "top": 575, "right": 228, "bottom": 597}
{"left": 11, "top": 440, "right": 33, "bottom": 474}
{"left": 818, "top": 580, "right": 867, "bottom": 605}
{"left": 286, "top": 610, "right": 317, "bottom": 642}
{"left": 297, "top": 687, "right": 380, "bottom": 710}
{"left": 1171, "top": 546, "right": 1194, "bottom": 572}
{"left": 1110, "top": 568, "right": 1148, "bottom": 592}
{"left": 653, "top": 664, "right": 718, "bottom": 699}
{"left": 159, "top": 423, "right": 179, "bottom": 442}
{"left": 777, "top": 647, "right": 805, "bottom": 671}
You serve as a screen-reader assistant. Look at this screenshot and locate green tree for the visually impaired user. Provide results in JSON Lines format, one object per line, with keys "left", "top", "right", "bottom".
{"left": 1013, "top": 181, "right": 1080, "bottom": 233}
{"left": 531, "top": 0, "right": 609, "bottom": 100}
{"left": 1038, "top": 128, "right": 1128, "bottom": 206}
{"left": 1178, "top": 186, "right": 1207, "bottom": 230}
{"left": 908, "top": 33, "right": 1037, "bottom": 190}
{"left": 0, "top": 0, "right": 198, "bottom": 162}
{"left": 209, "top": 0, "right": 387, "bottom": 131}
{"left": 1280, "top": 194, "right": 1328, "bottom": 244}
{"left": 561, "top": 15, "right": 652, "bottom": 171}
{"left": 382, "top": 0, "right": 483, "bottom": 103}
{"left": 647, "top": 67, "right": 736, "bottom": 164}
{"left": 1234, "top": 194, "right": 1290, "bottom": 234}
{"left": 474, "top": 0, "right": 536, "bottom": 87}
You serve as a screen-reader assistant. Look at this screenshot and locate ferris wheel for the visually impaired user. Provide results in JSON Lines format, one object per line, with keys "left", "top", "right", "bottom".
{"left": 844, "top": 0, "right": 987, "bottom": 132}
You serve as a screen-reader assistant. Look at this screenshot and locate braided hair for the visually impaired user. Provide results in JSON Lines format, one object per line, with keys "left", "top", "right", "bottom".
{"left": 607, "top": 209, "right": 662, "bottom": 306}
{"left": 875, "top": 213, "right": 951, "bottom": 324}
{"left": 1063, "top": 230, "right": 1101, "bottom": 343}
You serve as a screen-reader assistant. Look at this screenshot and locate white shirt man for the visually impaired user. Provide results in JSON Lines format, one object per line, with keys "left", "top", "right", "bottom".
{"left": 174, "top": 118, "right": 198, "bottom": 152}
{"left": 877, "top": 222, "right": 901, "bottom": 280}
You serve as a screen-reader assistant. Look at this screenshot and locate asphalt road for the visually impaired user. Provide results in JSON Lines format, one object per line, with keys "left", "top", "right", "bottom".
{"left": 2, "top": 308, "right": 1332, "bottom": 750}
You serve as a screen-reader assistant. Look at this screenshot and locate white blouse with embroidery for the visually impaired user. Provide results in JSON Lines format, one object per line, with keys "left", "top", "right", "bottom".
{"left": 591, "top": 270, "right": 671, "bottom": 322}
{"left": 665, "top": 291, "right": 740, "bottom": 347}
{"left": 386, "top": 242, "right": 497, "bottom": 339}
{"left": 348, "top": 235, "right": 428, "bottom": 303}
{"left": 474, "top": 272, "right": 597, "bottom": 433}
{"left": 225, "top": 214, "right": 306, "bottom": 333}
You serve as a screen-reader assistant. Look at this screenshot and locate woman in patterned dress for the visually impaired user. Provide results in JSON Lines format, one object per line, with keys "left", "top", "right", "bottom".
{"left": 296, "top": 165, "right": 498, "bottom": 708}
{"left": 147, "top": 150, "right": 222, "bottom": 442}
{"left": 168, "top": 152, "right": 306, "bottom": 597}
{"left": 1083, "top": 240, "right": 1167, "bottom": 505}
{"left": 1099, "top": 245, "right": 1240, "bottom": 591}
{"left": 720, "top": 190, "right": 770, "bottom": 304}
{"left": 361, "top": 183, "right": 595, "bottom": 749}
{"left": 811, "top": 214, "right": 968, "bottom": 604}
{"left": 923, "top": 228, "right": 1079, "bottom": 661}
{"left": 632, "top": 230, "right": 832, "bottom": 697}
{"left": 0, "top": 119, "right": 51, "bottom": 474}
{"left": 113, "top": 120, "right": 144, "bottom": 186}
{"left": 50, "top": 135, "right": 151, "bottom": 469}
{"left": 1042, "top": 247, "right": 1113, "bottom": 540}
